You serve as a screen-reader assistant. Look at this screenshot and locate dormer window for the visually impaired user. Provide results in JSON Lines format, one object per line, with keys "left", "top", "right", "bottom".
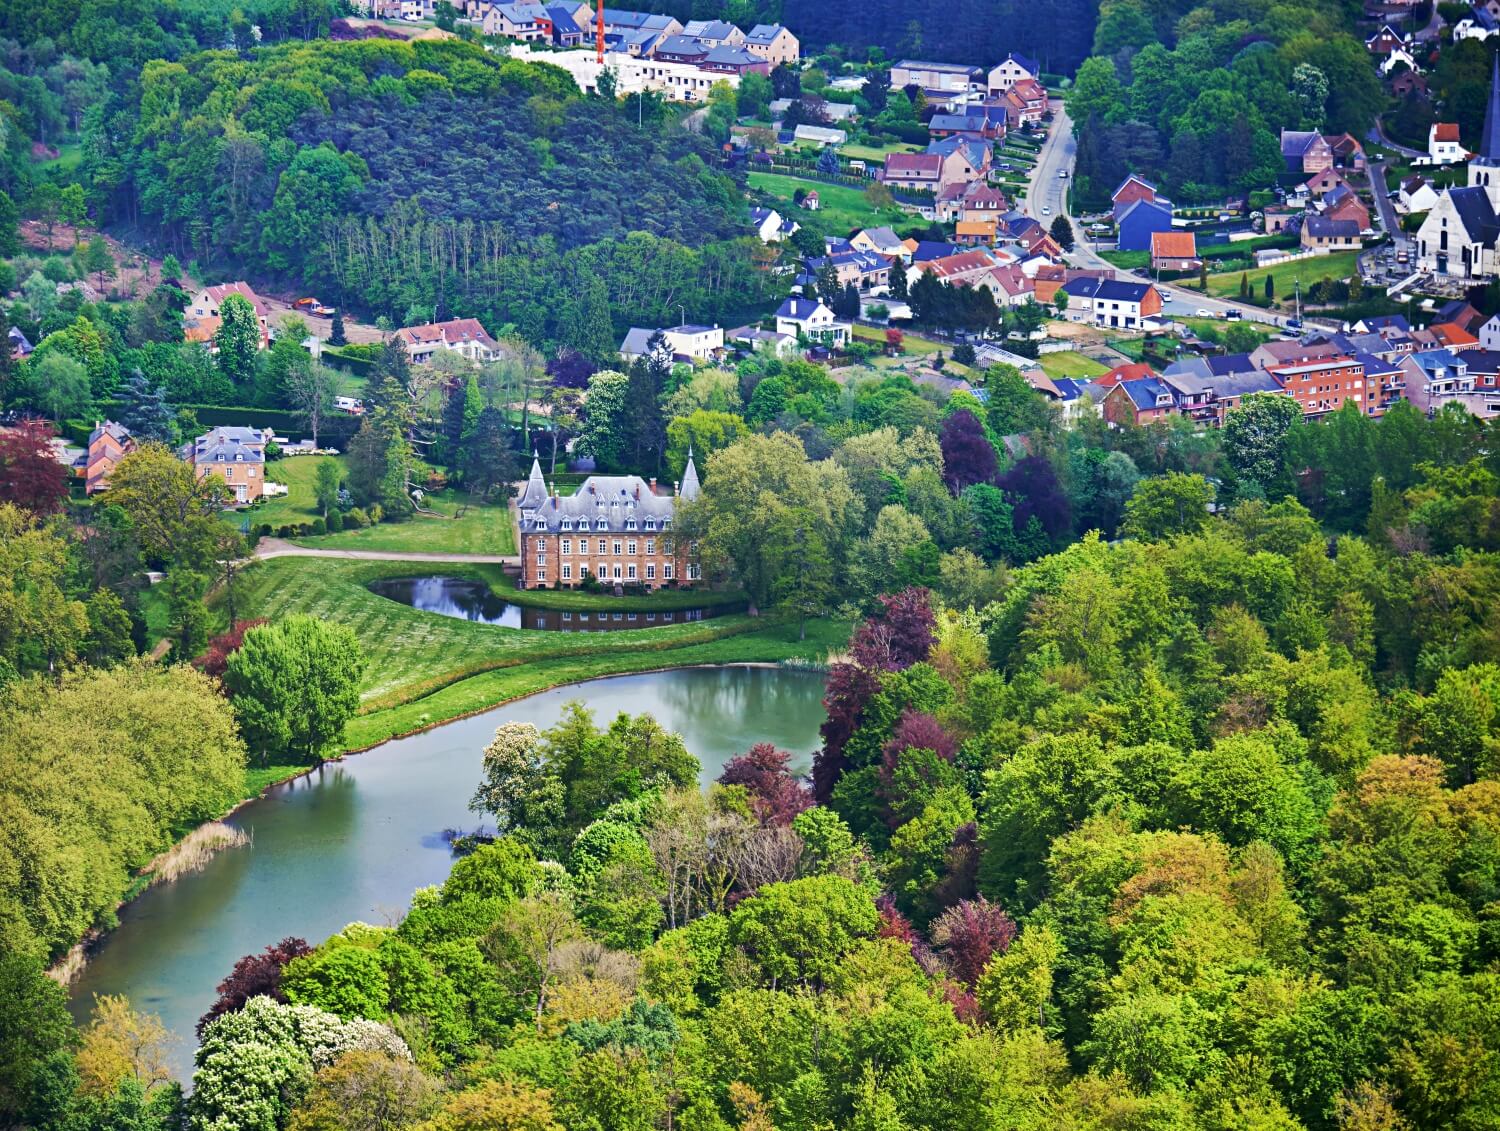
{"left": 645, "top": 518, "right": 656, "bottom": 531}
{"left": 596, "top": 519, "right": 608, "bottom": 530}
{"left": 626, "top": 519, "right": 636, "bottom": 530}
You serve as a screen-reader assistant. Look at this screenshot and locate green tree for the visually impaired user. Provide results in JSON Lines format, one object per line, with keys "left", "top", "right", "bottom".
{"left": 214, "top": 293, "right": 261, "bottom": 388}
{"left": 314, "top": 459, "right": 343, "bottom": 519}
{"left": 664, "top": 410, "right": 747, "bottom": 481}
{"left": 1049, "top": 214, "right": 1075, "bottom": 251}
{"left": 728, "top": 875, "right": 879, "bottom": 991}
{"left": 329, "top": 310, "right": 348, "bottom": 347}
{"left": 166, "top": 568, "right": 211, "bottom": 660}
{"left": 1121, "top": 472, "right": 1214, "bottom": 540}
{"left": 117, "top": 370, "right": 176, "bottom": 443}
{"left": 78, "top": 237, "right": 116, "bottom": 294}
{"left": 1222, "top": 392, "right": 1303, "bottom": 500}
{"left": 566, "top": 276, "right": 616, "bottom": 367}
{"left": 224, "top": 616, "right": 365, "bottom": 765}
{"left": 103, "top": 443, "right": 234, "bottom": 567}
{"left": 1265, "top": 274, "right": 1275, "bottom": 301}
{"left": 459, "top": 407, "right": 517, "bottom": 501}
{"left": 0, "top": 190, "right": 18, "bottom": 258}
{"left": 769, "top": 509, "right": 836, "bottom": 640}
{"left": 0, "top": 953, "right": 76, "bottom": 1123}
{"left": 287, "top": 364, "right": 341, "bottom": 450}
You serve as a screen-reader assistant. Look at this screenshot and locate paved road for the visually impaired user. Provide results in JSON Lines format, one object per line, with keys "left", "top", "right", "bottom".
{"left": 1024, "top": 104, "right": 1293, "bottom": 330}
{"left": 254, "top": 537, "right": 519, "bottom": 565}
{"left": 1367, "top": 159, "right": 1408, "bottom": 251}
{"left": 1368, "top": 117, "right": 1425, "bottom": 162}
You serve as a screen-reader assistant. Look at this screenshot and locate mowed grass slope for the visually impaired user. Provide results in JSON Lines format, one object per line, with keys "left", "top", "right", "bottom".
{"left": 232, "top": 558, "right": 845, "bottom": 747}
{"left": 257, "top": 455, "right": 517, "bottom": 555}
{"left": 748, "top": 171, "right": 909, "bottom": 234}
{"left": 1197, "top": 249, "right": 1363, "bottom": 300}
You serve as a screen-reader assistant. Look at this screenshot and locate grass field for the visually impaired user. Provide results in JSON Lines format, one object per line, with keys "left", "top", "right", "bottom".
{"left": 230, "top": 557, "right": 847, "bottom": 750}
{"left": 748, "top": 171, "right": 909, "bottom": 235}
{"left": 1038, "top": 351, "right": 1111, "bottom": 378}
{"left": 255, "top": 456, "right": 517, "bottom": 555}
{"left": 840, "top": 142, "right": 921, "bottom": 162}
{"left": 1195, "top": 250, "right": 1363, "bottom": 300}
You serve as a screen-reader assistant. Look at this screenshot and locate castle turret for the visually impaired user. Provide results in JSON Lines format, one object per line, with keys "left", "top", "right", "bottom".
{"left": 517, "top": 451, "right": 547, "bottom": 511}
{"left": 680, "top": 447, "right": 701, "bottom": 502}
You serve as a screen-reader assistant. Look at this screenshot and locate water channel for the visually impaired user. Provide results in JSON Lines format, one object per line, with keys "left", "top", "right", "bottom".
{"left": 67, "top": 666, "right": 828, "bottom": 1080}
{"left": 366, "top": 576, "right": 738, "bottom": 631}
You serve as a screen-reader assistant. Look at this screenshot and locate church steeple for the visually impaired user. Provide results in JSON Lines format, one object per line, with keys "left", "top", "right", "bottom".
{"left": 680, "top": 447, "right": 701, "bottom": 502}
{"left": 1480, "top": 52, "right": 1500, "bottom": 166}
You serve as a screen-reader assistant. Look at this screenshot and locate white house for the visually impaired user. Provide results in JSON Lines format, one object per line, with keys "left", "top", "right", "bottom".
{"left": 890, "top": 59, "right": 978, "bottom": 94}
{"left": 1380, "top": 46, "right": 1420, "bottom": 76}
{"left": 775, "top": 297, "right": 850, "bottom": 346}
{"left": 986, "top": 52, "right": 1039, "bottom": 95}
{"left": 1481, "top": 314, "right": 1500, "bottom": 350}
{"left": 619, "top": 324, "right": 724, "bottom": 363}
{"left": 750, "top": 206, "right": 798, "bottom": 243}
{"left": 395, "top": 318, "right": 501, "bottom": 363}
{"left": 850, "top": 226, "right": 908, "bottom": 260}
{"left": 1398, "top": 174, "right": 1441, "bottom": 213}
{"left": 1430, "top": 122, "right": 1467, "bottom": 165}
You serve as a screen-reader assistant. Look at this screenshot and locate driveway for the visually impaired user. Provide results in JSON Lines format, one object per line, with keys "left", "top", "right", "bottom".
{"left": 254, "top": 537, "right": 519, "bottom": 565}
{"left": 1026, "top": 105, "right": 1292, "bottom": 329}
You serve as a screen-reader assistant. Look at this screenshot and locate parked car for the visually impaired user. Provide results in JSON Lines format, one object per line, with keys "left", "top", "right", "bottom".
{"left": 1041, "top": 206, "right": 1052, "bottom": 215}
{"left": 1225, "top": 309, "right": 1242, "bottom": 321}
{"left": 1195, "top": 308, "right": 1217, "bottom": 318}
{"left": 1058, "top": 169, "right": 1069, "bottom": 178}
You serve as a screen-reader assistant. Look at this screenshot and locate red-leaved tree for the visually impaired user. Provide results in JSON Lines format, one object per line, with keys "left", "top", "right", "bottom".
{"left": 719, "top": 742, "right": 813, "bottom": 826}
{"left": 197, "top": 936, "right": 312, "bottom": 1036}
{"left": 812, "top": 661, "right": 881, "bottom": 803}
{"left": 0, "top": 418, "right": 69, "bottom": 514}
{"left": 930, "top": 897, "right": 1017, "bottom": 988}
{"left": 939, "top": 409, "right": 998, "bottom": 495}
{"left": 850, "top": 588, "right": 937, "bottom": 672}
{"left": 194, "top": 618, "right": 268, "bottom": 683}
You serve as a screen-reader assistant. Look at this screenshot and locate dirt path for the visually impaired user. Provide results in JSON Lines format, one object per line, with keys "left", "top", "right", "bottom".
{"left": 254, "top": 537, "right": 519, "bottom": 565}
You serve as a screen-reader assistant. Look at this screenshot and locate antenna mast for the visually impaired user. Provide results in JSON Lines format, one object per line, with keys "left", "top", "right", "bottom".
{"left": 596, "top": 0, "right": 605, "bottom": 63}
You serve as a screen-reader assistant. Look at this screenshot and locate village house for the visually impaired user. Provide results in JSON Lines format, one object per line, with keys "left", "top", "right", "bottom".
{"left": 978, "top": 263, "right": 1034, "bottom": 305}
{"left": 890, "top": 59, "right": 980, "bottom": 94}
{"left": 396, "top": 317, "right": 501, "bottom": 363}
{"left": 1436, "top": 298, "right": 1485, "bottom": 333}
{"left": 1116, "top": 198, "right": 1176, "bottom": 252}
{"left": 482, "top": 2, "right": 553, "bottom": 39}
{"left": 986, "top": 52, "right": 1040, "bottom": 94}
{"left": 775, "top": 296, "right": 851, "bottom": 346}
{"left": 1398, "top": 174, "right": 1440, "bottom": 213}
{"left": 546, "top": 5, "right": 585, "bottom": 46}
{"left": 850, "top": 226, "right": 908, "bottom": 260}
{"left": 1060, "top": 277, "right": 1163, "bottom": 329}
{"left": 750, "top": 206, "right": 798, "bottom": 243}
{"left": 73, "top": 421, "right": 133, "bottom": 495}
{"left": 1150, "top": 230, "right": 1200, "bottom": 272}
{"left": 1102, "top": 376, "right": 1178, "bottom": 427}
{"left": 911, "top": 249, "right": 1010, "bottom": 287}
{"left": 1002, "top": 78, "right": 1049, "bottom": 126}
{"left": 1456, "top": 6, "right": 1500, "bottom": 40}
{"left": 180, "top": 426, "right": 269, "bottom": 505}
{"left": 516, "top": 455, "right": 700, "bottom": 590}
{"left": 1301, "top": 216, "right": 1363, "bottom": 251}
{"left": 726, "top": 325, "right": 796, "bottom": 357}
{"left": 1480, "top": 313, "right": 1500, "bottom": 349}
{"left": 699, "top": 44, "right": 770, "bottom": 75}
{"left": 955, "top": 219, "right": 999, "bottom": 247}
{"left": 620, "top": 324, "right": 724, "bottom": 363}
{"left": 927, "top": 135, "right": 992, "bottom": 188}
{"left": 1321, "top": 184, "right": 1371, "bottom": 230}
{"left": 1399, "top": 348, "right": 1500, "bottom": 417}
{"left": 1112, "top": 174, "right": 1160, "bottom": 216}
{"left": 189, "top": 281, "right": 270, "bottom": 349}
{"left": 1299, "top": 167, "right": 1351, "bottom": 200}
{"left": 803, "top": 248, "right": 892, "bottom": 292}
{"left": 1412, "top": 320, "right": 1480, "bottom": 350}
{"left": 1282, "top": 130, "right": 1335, "bottom": 175}
{"left": 1430, "top": 122, "right": 1467, "bottom": 165}
{"left": 681, "top": 18, "right": 743, "bottom": 45}
{"left": 928, "top": 113, "right": 1003, "bottom": 142}
{"left": 1417, "top": 57, "right": 1500, "bottom": 279}
{"left": 654, "top": 34, "right": 710, "bottom": 62}
{"left": 881, "top": 152, "right": 944, "bottom": 191}
{"left": 1392, "top": 70, "right": 1428, "bottom": 98}
{"left": 742, "top": 23, "right": 798, "bottom": 65}
{"left": 1380, "top": 46, "right": 1421, "bottom": 76}
{"left": 1365, "top": 23, "right": 1407, "bottom": 52}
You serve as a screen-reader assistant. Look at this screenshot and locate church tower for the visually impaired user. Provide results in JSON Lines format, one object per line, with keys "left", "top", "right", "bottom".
{"left": 1469, "top": 53, "right": 1500, "bottom": 210}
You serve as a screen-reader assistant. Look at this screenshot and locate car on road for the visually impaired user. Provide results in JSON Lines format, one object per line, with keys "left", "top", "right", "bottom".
{"left": 1041, "top": 206, "right": 1052, "bottom": 215}
{"left": 1058, "top": 169, "right": 1069, "bottom": 178}
{"left": 1225, "top": 309, "right": 1242, "bottom": 321}
{"left": 1195, "top": 308, "right": 1217, "bottom": 318}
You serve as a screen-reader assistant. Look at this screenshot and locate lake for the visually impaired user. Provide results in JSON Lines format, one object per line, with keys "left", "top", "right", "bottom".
{"left": 366, "top": 576, "right": 736, "bottom": 631}
{"left": 66, "top": 666, "right": 828, "bottom": 1080}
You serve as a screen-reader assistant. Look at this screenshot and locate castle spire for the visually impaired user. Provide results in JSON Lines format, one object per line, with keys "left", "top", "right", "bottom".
{"left": 680, "top": 447, "right": 701, "bottom": 502}
{"left": 517, "top": 450, "right": 547, "bottom": 510}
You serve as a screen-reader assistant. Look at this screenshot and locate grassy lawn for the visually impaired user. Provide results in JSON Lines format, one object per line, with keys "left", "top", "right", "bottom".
{"left": 230, "top": 557, "right": 847, "bottom": 751}
{"left": 493, "top": 570, "right": 747, "bottom": 613}
{"left": 1038, "top": 351, "right": 1111, "bottom": 378}
{"left": 36, "top": 141, "right": 83, "bottom": 176}
{"left": 1195, "top": 250, "right": 1364, "bottom": 300}
{"left": 748, "top": 171, "right": 909, "bottom": 234}
{"left": 853, "top": 323, "right": 943, "bottom": 356}
{"left": 840, "top": 142, "right": 920, "bottom": 162}
{"left": 1177, "top": 317, "right": 1276, "bottom": 344}
{"left": 253, "top": 455, "right": 518, "bottom": 555}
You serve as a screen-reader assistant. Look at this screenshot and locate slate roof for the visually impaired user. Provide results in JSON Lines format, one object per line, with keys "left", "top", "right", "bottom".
{"left": 929, "top": 113, "right": 988, "bottom": 133}
{"left": 996, "top": 51, "right": 1039, "bottom": 76}
{"left": 182, "top": 426, "right": 266, "bottom": 466}
{"left": 1117, "top": 376, "right": 1177, "bottom": 411}
{"left": 518, "top": 466, "right": 697, "bottom": 535}
{"left": 683, "top": 18, "right": 737, "bottom": 38}
{"left": 926, "top": 135, "right": 989, "bottom": 166}
{"left": 1446, "top": 186, "right": 1500, "bottom": 243}
{"left": 907, "top": 240, "right": 963, "bottom": 262}
{"left": 1478, "top": 54, "right": 1500, "bottom": 163}
{"left": 702, "top": 44, "right": 761, "bottom": 66}
{"left": 894, "top": 59, "right": 978, "bottom": 75}
{"left": 1459, "top": 347, "right": 1500, "bottom": 373}
{"left": 1353, "top": 350, "right": 1402, "bottom": 376}
{"left": 546, "top": 6, "right": 581, "bottom": 33}
{"left": 776, "top": 296, "right": 830, "bottom": 320}
{"left": 1303, "top": 216, "right": 1362, "bottom": 239}
{"left": 89, "top": 420, "right": 131, "bottom": 447}
{"left": 655, "top": 34, "right": 707, "bottom": 56}
{"left": 1281, "top": 130, "right": 1323, "bottom": 157}
{"left": 858, "top": 226, "right": 904, "bottom": 251}
{"left": 1116, "top": 198, "right": 1174, "bottom": 226}
{"left": 620, "top": 327, "right": 658, "bottom": 356}
{"left": 745, "top": 23, "right": 788, "bottom": 43}
{"left": 1207, "top": 352, "right": 1257, "bottom": 376}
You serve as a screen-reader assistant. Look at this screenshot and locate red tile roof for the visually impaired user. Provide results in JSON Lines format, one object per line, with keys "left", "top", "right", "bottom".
{"left": 1151, "top": 230, "right": 1198, "bottom": 258}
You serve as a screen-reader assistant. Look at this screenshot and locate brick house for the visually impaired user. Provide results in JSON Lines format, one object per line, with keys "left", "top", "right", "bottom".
{"left": 516, "top": 455, "right": 700, "bottom": 590}
{"left": 1150, "top": 230, "right": 1200, "bottom": 271}
{"left": 1265, "top": 351, "right": 1367, "bottom": 417}
{"left": 189, "top": 281, "right": 270, "bottom": 349}
{"left": 180, "top": 426, "right": 269, "bottom": 505}
{"left": 1322, "top": 184, "right": 1371, "bottom": 230}
{"left": 1060, "top": 277, "right": 1163, "bottom": 329}
{"left": 396, "top": 318, "right": 502, "bottom": 363}
{"left": 1301, "top": 216, "right": 1363, "bottom": 250}
{"left": 75, "top": 421, "right": 134, "bottom": 495}
{"left": 1103, "top": 376, "right": 1178, "bottom": 426}
{"left": 881, "top": 152, "right": 943, "bottom": 191}
{"left": 1282, "top": 130, "right": 1334, "bottom": 174}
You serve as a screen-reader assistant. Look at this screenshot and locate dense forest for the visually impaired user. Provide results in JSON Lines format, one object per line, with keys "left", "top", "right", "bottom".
{"left": 1066, "top": 0, "right": 1386, "bottom": 207}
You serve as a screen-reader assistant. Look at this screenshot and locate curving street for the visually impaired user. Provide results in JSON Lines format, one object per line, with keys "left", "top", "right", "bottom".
{"left": 1025, "top": 102, "right": 1294, "bottom": 329}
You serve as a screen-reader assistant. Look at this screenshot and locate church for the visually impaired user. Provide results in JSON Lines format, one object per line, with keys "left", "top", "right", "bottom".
{"left": 1416, "top": 56, "right": 1500, "bottom": 280}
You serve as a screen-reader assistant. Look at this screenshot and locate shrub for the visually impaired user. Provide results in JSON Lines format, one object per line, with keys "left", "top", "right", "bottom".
{"left": 310, "top": 517, "right": 327, "bottom": 536}
{"left": 346, "top": 507, "right": 368, "bottom": 528}
{"left": 325, "top": 511, "right": 344, "bottom": 533}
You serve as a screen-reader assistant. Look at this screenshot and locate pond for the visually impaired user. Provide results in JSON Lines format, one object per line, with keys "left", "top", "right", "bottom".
{"left": 367, "top": 576, "right": 736, "bottom": 631}
{"left": 66, "top": 666, "right": 828, "bottom": 1080}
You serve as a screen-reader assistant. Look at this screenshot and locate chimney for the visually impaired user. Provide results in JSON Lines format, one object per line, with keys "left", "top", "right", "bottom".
{"left": 674, "top": 481, "right": 680, "bottom": 496}
{"left": 649, "top": 477, "right": 657, "bottom": 493}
